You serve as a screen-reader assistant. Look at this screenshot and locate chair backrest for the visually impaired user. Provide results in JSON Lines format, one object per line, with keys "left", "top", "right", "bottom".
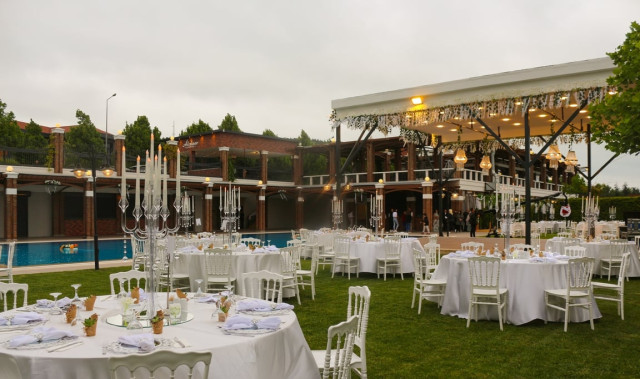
{"left": 511, "top": 243, "right": 533, "bottom": 252}
{"left": 109, "top": 350, "right": 212, "bottom": 379}
{"left": 110, "top": 270, "right": 147, "bottom": 296}
{"left": 413, "top": 248, "right": 426, "bottom": 280}
{"left": 566, "top": 257, "right": 594, "bottom": 293}
{"left": 334, "top": 236, "right": 352, "bottom": 258}
{"left": 0, "top": 242, "right": 16, "bottom": 283}
{"left": 305, "top": 243, "right": 320, "bottom": 273}
{"left": 240, "top": 237, "right": 262, "bottom": 247}
{"left": 322, "top": 315, "right": 359, "bottom": 379}
{"left": 204, "top": 248, "right": 232, "bottom": 277}
{"left": 468, "top": 257, "right": 502, "bottom": 294}
{"left": 564, "top": 245, "right": 586, "bottom": 257}
{"left": 0, "top": 282, "right": 28, "bottom": 311}
{"left": 383, "top": 238, "right": 401, "bottom": 259}
{"left": 423, "top": 243, "right": 441, "bottom": 266}
{"left": 287, "top": 239, "right": 301, "bottom": 248}
{"left": 240, "top": 270, "right": 283, "bottom": 303}
{"left": 231, "top": 232, "right": 242, "bottom": 246}
{"left": 279, "top": 247, "right": 299, "bottom": 275}
{"left": 300, "top": 228, "right": 311, "bottom": 242}
{"left": 347, "top": 286, "right": 370, "bottom": 350}
{"left": 0, "top": 352, "right": 22, "bottom": 379}
{"left": 610, "top": 241, "right": 627, "bottom": 260}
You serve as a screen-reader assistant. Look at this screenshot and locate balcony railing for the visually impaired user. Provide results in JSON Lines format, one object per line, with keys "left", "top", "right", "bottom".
{"left": 0, "top": 146, "right": 48, "bottom": 167}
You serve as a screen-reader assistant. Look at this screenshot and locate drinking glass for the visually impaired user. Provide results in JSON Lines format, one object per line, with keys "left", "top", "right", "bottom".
{"left": 50, "top": 292, "right": 63, "bottom": 315}
{"left": 126, "top": 311, "right": 144, "bottom": 334}
{"left": 194, "top": 279, "right": 204, "bottom": 298}
{"left": 169, "top": 303, "right": 182, "bottom": 324}
{"left": 117, "top": 279, "right": 127, "bottom": 298}
{"left": 71, "top": 284, "right": 82, "bottom": 302}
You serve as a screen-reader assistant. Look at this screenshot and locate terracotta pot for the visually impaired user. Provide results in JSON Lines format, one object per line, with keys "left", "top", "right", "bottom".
{"left": 85, "top": 296, "right": 96, "bottom": 311}
{"left": 218, "top": 312, "right": 228, "bottom": 322}
{"left": 84, "top": 323, "right": 97, "bottom": 337}
{"left": 65, "top": 305, "right": 77, "bottom": 323}
{"left": 152, "top": 320, "right": 164, "bottom": 334}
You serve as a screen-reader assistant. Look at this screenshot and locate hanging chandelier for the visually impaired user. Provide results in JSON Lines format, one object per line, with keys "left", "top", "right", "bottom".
{"left": 546, "top": 144, "right": 561, "bottom": 169}
{"left": 454, "top": 148, "right": 467, "bottom": 171}
{"left": 479, "top": 155, "right": 492, "bottom": 175}
{"left": 565, "top": 150, "right": 578, "bottom": 173}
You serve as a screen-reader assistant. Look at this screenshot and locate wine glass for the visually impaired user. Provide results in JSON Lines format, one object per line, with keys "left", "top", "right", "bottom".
{"left": 49, "top": 292, "right": 62, "bottom": 315}
{"left": 71, "top": 284, "right": 82, "bottom": 302}
{"left": 126, "top": 311, "right": 144, "bottom": 334}
{"left": 194, "top": 279, "right": 204, "bottom": 298}
{"left": 267, "top": 240, "right": 271, "bottom": 248}
{"left": 117, "top": 279, "right": 127, "bottom": 298}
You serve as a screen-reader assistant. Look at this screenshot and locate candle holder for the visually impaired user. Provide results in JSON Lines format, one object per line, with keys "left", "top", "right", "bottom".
{"left": 219, "top": 182, "right": 240, "bottom": 246}
{"left": 581, "top": 195, "right": 600, "bottom": 240}
{"left": 369, "top": 194, "right": 383, "bottom": 238}
{"left": 497, "top": 189, "right": 518, "bottom": 253}
{"left": 119, "top": 135, "right": 184, "bottom": 318}
{"left": 331, "top": 197, "right": 343, "bottom": 229}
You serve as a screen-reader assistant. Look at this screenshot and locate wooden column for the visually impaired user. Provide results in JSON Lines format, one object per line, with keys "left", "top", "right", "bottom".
{"left": 260, "top": 151, "right": 268, "bottom": 184}
{"left": 552, "top": 168, "right": 559, "bottom": 191}
{"left": 52, "top": 128, "right": 65, "bottom": 174}
{"left": 167, "top": 140, "right": 178, "bottom": 178}
{"left": 407, "top": 142, "right": 416, "bottom": 181}
{"left": 114, "top": 134, "right": 125, "bottom": 176}
{"left": 84, "top": 178, "right": 93, "bottom": 238}
{"left": 52, "top": 191, "right": 64, "bottom": 236}
{"left": 220, "top": 147, "right": 229, "bottom": 181}
{"left": 203, "top": 184, "right": 213, "bottom": 232}
{"left": 257, "top": 185, "right": 266, "bottom": 231}
{"left": 328, "top": 147, "right": 336, "bottom": 181}
{"left": 293, "top": 151, "right": 302, "bottom": 185}
{"left": 366, "top": 141, "right": 374, "bottom": 182}
{"left": 295, "top": 188, "right": 304, "bottom": 229}
{"left": 422, "top": 180, "right": 433, "bottom": 233}
{"left": 4, "top": 172, "right": 18, "bottom": 240}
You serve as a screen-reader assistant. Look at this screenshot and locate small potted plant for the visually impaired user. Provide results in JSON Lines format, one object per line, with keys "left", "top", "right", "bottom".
{"left": 65, "top": 304, "right": 77, "bottom": 324}
{"left": 83, "top": 313, "right": 98, "bottom": 336}
{"left": 217, "top": 297, "right": 232, "bottom": 322}
{"left": 151, "top": 310, "right": 164, "bottom": 334}
{"left": 84, "top": 295, "right": 96, "bottom": 311}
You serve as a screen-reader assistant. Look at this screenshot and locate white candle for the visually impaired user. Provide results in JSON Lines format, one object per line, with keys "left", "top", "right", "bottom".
{"left": 135, "top": 156, "right": 140, "bottom": 210}
{"left": 150, "top": 133, "right": 154, "bottom": 158}
{"left": 219, "top": 186, "right": 222, "bottom": 210}
{"left": 176, "top": 149, "right": 181, "bottom": 206}
{"left": 238, "top": 187, "right": 241, "bottom": 210}
{"left": 121, "top": 146, "right": 126, "bottom": 199}
{"left": 163, "top": 157, "right": 168, "bottom": 209}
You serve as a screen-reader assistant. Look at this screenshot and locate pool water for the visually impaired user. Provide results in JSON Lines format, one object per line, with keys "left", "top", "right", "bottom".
{"left": 4, "top": 232, "right": 292, "bottom": 267}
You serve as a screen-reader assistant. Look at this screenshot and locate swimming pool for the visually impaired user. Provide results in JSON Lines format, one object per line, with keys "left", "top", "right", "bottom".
{"left": 3, "top": 232, "right": 292, "bottom": 267}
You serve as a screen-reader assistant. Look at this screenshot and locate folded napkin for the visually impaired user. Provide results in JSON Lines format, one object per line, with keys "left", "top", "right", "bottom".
{"left": 554, "top": 254, "right": 571, "bottom": 260}
{"left": 36, "top": 297, "right": 72, "bottom": 308}
{"left": 529, "top": 257, "right": 545, "bottom": 263}
{"left": 11, "top": 312, "right": 45, "bottom": 325}
{"left": 8, "top": 326, "right": 77, "bottom": 348}
{"left": 265, "top": 245, "right": 278, "bottom": 251}
{"left": 0, "top": 317, "right": 8, "bottom": 326}
{"left": 196, "top": 295, "right": 219, "bottom": 303}
{"left": 223, "top": 315, "right": 281, "bottom": 330}
{"left": 118, "top": 333, "right": 156, "bottom": 352}
{"left": 236, "top": 299, "right": 294, "bottom": 312}
{"left": 252, "top": 248, "right": 266, "bottom": 254}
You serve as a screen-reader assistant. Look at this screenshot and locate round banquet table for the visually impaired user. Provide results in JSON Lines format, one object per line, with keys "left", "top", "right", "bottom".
{"left": 334, "top": 238, "right": 423, "bottom": 274}
{"left": 545, "top": 239, "right": 640, "bottom": 277}
{"left": 0, "top": 295, "right": 319, "bottom": 379}
{"left": 173, "top": 250, "right": 282, "bottom": 294}
{"left": 432, "top": 255, "right": 602, "bottom": 326}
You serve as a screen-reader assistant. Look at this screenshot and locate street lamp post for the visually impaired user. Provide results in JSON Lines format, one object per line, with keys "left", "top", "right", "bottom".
{"left": 105, "top": 93, "right": 116, "bottom": 163}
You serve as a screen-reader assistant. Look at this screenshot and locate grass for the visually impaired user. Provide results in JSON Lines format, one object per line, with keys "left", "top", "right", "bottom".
{"left": 10, "top": 262, "right": 640, "bottom": 378}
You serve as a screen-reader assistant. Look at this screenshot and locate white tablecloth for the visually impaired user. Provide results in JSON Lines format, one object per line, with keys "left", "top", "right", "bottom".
{"left": 334, "top": 238, "right": 423, "bottom": 274}
{"left": 0, "top": 295, "right": 318, "bottom": 379}
{"left": 433, "top": 255, "right": 602, "bottom": 325}
{"left": 545, "top": 239, "right": 639, "bottom": 277}
{"left": 174, "top": 251, "right": 282, "bottom": 294}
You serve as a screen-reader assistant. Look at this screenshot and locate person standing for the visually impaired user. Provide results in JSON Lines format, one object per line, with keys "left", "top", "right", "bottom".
{"left": 405, "top": 208, "right": 413, "bottom": 232}
{"left": 433, "top": 211, "right": 440, "bottom": 235}
{"left": 422, "top": 213, "right": 430, "bottom": 234}
{"left": 392, "top": 209, "right": 399, "bottom": 231}
{"left": 469, "top": 208, "right": 477, "bottom": 237}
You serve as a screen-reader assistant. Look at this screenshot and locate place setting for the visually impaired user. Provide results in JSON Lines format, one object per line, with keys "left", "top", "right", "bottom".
{"left": 1, "top": 326, "right": 78, "bottom": 351}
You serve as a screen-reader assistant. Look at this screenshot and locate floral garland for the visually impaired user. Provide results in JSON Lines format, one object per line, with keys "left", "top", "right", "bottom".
{"left": 333, "top": 86, "right": 609, "bottom": 146}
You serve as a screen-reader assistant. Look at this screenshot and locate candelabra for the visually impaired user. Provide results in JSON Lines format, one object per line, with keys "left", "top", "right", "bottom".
{"left": 369, "top": 194, "right": 383, "bottom": 237}
{"left": 498, "top": 190, "right": 518, "bottom": 253}
{"left": 180, "top": 191, "right": 194, "bottom": 233}
{"left": 119, "top": 135, "right": 183, "bottom": 319}
{"left": 581, "top": 195, "right": 599, "bottom": 240}
{"left": 331, "top": 197, "right": 343, "bottom": 229}
{"left": 219, "top": 183, "right": 240, "bottom": 245}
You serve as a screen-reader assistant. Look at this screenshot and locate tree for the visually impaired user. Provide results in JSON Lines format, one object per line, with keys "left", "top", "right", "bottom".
{"left": 218, "top": 113, "right": 240, "bottom": 132}
{"left": 298, "top": 129, "right": 327, "bottom": 176}
{"left": 0, "top": 99, "right": 23, "bottom": 148}
{"left": 22, "top": 119, "right": 47, "bottom": 150}
{"left": 590, "top": 21, "right": 640, "bottom": 155}
{"left": 563, "top": 174, "right": 587, "bottom": 195}
{"left": 262, "top": 129, "right": 277, "bottom": 137}
{"left": 122, "top": 116, "right": 161, "bottom": 159}
{"left": 65, "top": 109, "right": 105, "bottom": 167}
{"left": 180, "top": 119, "right": 212, "bottom": 136}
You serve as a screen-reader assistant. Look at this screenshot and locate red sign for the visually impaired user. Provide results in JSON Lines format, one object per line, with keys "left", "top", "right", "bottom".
{"left": 560, "top": 205, "right": 571, "bottom": 218}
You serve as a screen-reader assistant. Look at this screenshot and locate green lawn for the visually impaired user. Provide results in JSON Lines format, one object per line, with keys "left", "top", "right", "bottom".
{"left": 11, "top": 262, "right": 640, "bottom": 378}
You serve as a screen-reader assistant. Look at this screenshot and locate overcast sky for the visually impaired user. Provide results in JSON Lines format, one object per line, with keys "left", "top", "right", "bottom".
{"left": 1, "top": 1, "right": 639, "bottom": 188}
